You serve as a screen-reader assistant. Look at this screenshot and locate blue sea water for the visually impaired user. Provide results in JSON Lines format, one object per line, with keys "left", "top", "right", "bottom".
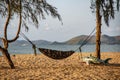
{"left": 0, "top": 44, "right": 120, "bottom": 55}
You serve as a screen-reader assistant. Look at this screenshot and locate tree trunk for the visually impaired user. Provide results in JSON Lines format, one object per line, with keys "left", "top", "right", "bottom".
{"left": 0, "top": 0, "right": 15, "bottom": 69}
{"left": 0, "top": 39, "right": 15, "bottom": 69}
{"left": 95, "top": 0, "right": 102, "bottom": 59}
{"left": 0, "top": 0, "right": 22, "bottom": 69}
{"left": 0, "top": 47, "right": 15, "bottom": 69}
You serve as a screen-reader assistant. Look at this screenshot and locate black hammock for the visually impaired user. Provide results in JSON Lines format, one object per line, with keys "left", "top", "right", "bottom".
{"left": 20, "top": 28, "right": 95, "bottom": 59}
{"left": 39, "top": 48, "right": 75, "bottom": 59}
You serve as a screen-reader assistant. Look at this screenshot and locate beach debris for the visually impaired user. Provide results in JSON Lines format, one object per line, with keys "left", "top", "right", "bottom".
{"left": 82, "top": 54, "right": 112, "bottom": 65}
{"left": 12, "top": 54, "right": 16, "bottom": 57}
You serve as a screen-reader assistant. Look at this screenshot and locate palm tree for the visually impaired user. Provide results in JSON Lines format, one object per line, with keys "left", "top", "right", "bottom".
{"left": 90, "top": 0, "right": 120, "bottom": 59}
{"left": 0, "top": 0, "right": 62, "bottom": 69}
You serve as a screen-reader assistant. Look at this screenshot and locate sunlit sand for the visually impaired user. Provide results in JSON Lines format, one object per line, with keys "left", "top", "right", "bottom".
{"left": 0, "top": 52, "right": 120, "bottom": 79}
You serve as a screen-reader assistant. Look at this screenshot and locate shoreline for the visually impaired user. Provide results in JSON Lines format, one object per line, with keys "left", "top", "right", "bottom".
{"left": 1, "top": 52, "right": 120, "bottom": 56}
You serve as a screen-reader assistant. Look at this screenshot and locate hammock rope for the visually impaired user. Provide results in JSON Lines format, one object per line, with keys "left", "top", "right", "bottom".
{"left": 74, "top": 28, "right": 95, "bottom": 52}
{"left": 20, "top": 32, "right": 37, "bottom": 56}
{"left": 74, "top": 28, "right": 95, "bottom": 59}
{"left": 20, "top": 28, "right": 95, "bottom": 59}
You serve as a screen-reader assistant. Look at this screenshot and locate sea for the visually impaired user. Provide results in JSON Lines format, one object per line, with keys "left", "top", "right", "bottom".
{"left": 0, "top": 44, "right": 120, "bottom": 55}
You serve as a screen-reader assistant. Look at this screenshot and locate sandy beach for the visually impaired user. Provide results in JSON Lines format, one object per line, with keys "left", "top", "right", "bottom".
{"left": 0, "top": 52, "right": 120, "bottom": 80}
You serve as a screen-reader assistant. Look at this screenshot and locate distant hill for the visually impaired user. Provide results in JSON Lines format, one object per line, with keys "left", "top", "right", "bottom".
{"left": 33, "top": 40, "right": 52, "bottom": 45}
{"left": 0, "top": 35, "right": 120, "bottom": 46}
{"left": 8, "top": 40, "right": 52, "bottom": 46}
{"left": 52, "top": 41, "right": 66, "bottom": 45}
{"left": 52, "top": 35, "right": 120, "bottom": 45}
{"left": 0, "top": 39, "right": 52, "bottom": 46}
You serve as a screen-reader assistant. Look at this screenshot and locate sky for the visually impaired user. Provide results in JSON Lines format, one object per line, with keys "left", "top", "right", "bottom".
{"left": 0, "top": 0, "right": 120, "bottom": 42}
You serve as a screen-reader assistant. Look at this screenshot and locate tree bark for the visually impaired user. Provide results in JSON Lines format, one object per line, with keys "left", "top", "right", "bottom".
{"left": 0, "top": 39, "right": 15, "bottom": 69}
{"left": 0, "top": 0, "right": 22, "bottom": 69}
{"left": 8, "top": 0, "right": 22, "bottom": 43}
{"left": 4, "top": 0, "right": 11, "bottom": 40}
{"left": 95, "top": 0, "right": 102, "bottom": 59}
{"left": 1, "top": 0, "right": 15, "bottom": 69}
{"left": 0, "top": 48, "right": 15, "bottom": 69}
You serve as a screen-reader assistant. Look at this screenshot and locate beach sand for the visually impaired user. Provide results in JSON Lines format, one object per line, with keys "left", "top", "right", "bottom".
{"left": 0, "top": 52, "right": 120, "bottom": 80}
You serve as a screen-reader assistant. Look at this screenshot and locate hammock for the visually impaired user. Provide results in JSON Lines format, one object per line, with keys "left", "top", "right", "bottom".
{"left": 20, "top": 28, "right": 95, "bottom": 60}
{"left": 39, "top": 48, "right": 75, "bottom": 59}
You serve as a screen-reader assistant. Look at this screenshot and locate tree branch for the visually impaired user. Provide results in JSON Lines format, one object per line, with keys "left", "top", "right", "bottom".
{"left": 4, "top": 0, "right": 10, "bottom": 40}
{"left": 8, "top": 0, "right": 22, "bottom": 43}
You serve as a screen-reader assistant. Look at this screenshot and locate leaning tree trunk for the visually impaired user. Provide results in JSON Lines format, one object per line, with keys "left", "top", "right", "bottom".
{"left": 0, "top": 39, "right": 15, "bottom": 69}
{"left": 95, "top": 0, "right": 102, "bottom": 59}
{"left": 0, "top": 0, "right": 15, "bottom": 69}
{"left": 0, "top": 0, "right": 22, "bottom": 69}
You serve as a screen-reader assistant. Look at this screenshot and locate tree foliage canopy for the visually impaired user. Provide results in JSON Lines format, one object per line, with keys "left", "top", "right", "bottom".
{"left": 0, "top": 0, "right": 62, "bottom": 30}
{"left": 90, "top": 0, "right": 120, "bottom": 26}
